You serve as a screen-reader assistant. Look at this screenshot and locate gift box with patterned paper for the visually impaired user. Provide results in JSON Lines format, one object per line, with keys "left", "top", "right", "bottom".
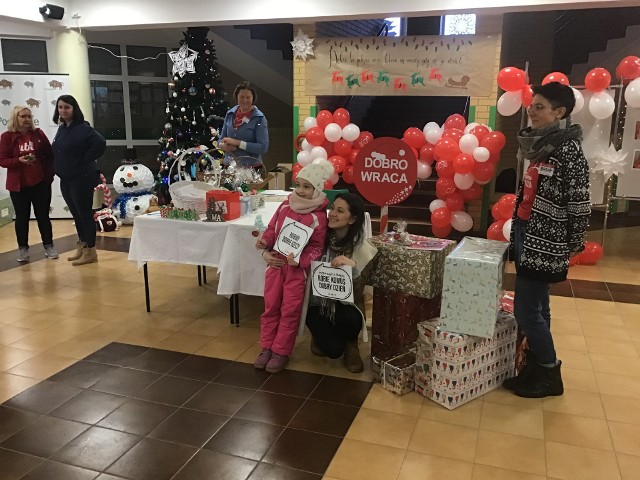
{"left": 372, "top": 350, "right": 416, "bottom": 396}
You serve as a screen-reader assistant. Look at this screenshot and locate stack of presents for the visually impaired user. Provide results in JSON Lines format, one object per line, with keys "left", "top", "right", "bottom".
{"left": 370, "top": 234, "right": 518, "bottom": 410}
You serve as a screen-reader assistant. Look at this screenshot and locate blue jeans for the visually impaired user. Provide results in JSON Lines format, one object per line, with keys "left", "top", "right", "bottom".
{"left": 513, "top": 218, "right": 556, "bottom": 365}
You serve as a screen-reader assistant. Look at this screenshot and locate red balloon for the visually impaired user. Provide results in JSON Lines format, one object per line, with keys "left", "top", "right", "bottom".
{"left": 453, "top": 153, "right": 475, "bottom": 174}
{"left": 470, "top": 125, "right": 490, "bottom": 142}
{"left": 334, "top": 139, "right": 352, "bottom": 157}
{"left": 542, "top": 72, "right": 569, "bottom": 86}
{"left": 491, "top": 202, "right": 504, "bottom": 222}
{"left": 342, "top": 165, "right": 355, "bottom": 184}
{"left": 488, "top": 151, "right": 502, "bottom": 164}
{"left": 497, "top": 67, "right": 526, "bottom": 92}
{"left": 292, "top": 162, "right": 303, "bottom": 179}
{"left": 444, "top": 114, "right": 466, "bottom": 131}
{"left": 355, "top": 131, "right": 374, "bottom": 149}
{"left": 431, "top": 207, "right": 452, "bottom": 228}
{"left": 480, "top": 131, "right": 506, "bottom": 154}
{"left": 576, "top": 241, "right": 604, "bottom": 265}
{"left": 322, "top": 140, "right": 335, "bottom": 157}
{"left": 460, "top": 183, "right": 483, "bottom": 201}
{"left": 585, "top": 68, "right": 611, "bottom": 93}
{"left": 332, "top": 108, "right": 351, "bottom": 128}
{"left": 498, "top": 193, "right": 517, "bottom": 209}
{"left": 435, "top": 177, "right": 457, "bottom": 197}
{"left": 521, "top": 84, "right": 534, "bottom": 107}
{"left": 323, "top": 180, "right": 334, "bottom": 190}
{"left": 487, "top": 220, "right": 507, "bottom": 241}
{"left": 348, "top": 148, "right": 360, "bottom": 165}
{"left": 431, "top": 223, "right": 452, "bottom": 238}
{"left": 435, "top": 137, "right": 460, "bottom": 161}
{"left": 473, "top": 162, "right": 495, "bottom": 183}
{"left": 419, "top": 143, "right": 436, "bottom": 165}
{"left": 316, "top": 110, "right": 333, "bottom": 129}
{"left": 442, "top": 128, "right": 464, "bottom": 142}
{"left": 402, "top": 127, "right": 426, "bottom": 149}
{"left": 306, "top": 126, "right": 325, "bottom": 146}
{"left": 328, "top": 155, "right": 347, "bottom": 174}
{"left": 616, "top": 56, "right": 640, "bottom": 80}
{"left": 445, "top": 192, "right": 465, "bottom": 212}
{"left": 436, "top": 159, "right": 455, "bottom": 178}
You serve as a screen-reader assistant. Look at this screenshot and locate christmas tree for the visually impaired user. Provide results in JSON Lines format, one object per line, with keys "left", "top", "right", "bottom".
{"left": 155, "top": 26, "right": 228, "bottom": 203}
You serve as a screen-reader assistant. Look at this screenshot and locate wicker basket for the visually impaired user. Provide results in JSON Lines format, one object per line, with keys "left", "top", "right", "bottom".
{"left": 169, "top": 181, "right": 223, "bottom": 214}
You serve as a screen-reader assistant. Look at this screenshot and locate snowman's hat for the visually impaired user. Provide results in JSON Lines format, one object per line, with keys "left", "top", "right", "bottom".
{"left": 122, "top": 148, "right": 137, "bottom": 164}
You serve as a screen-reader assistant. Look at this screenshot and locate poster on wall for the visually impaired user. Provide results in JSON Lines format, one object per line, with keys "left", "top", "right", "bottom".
{"left": 306, "top": 34, "right": 499, "bottom": 97}
{"left": 615, "top": 99, "right": 640, "bottom": 198}
{"left": 571, "top": 90, "right": 611, "bottom": 205}
{"left": 0, "top": 73, "right": 72, "bottom": 218}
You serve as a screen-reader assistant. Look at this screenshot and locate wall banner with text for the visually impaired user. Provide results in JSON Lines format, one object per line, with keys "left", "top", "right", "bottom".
{"left": 306, "top": 35, "right": 498, "bottom": 97}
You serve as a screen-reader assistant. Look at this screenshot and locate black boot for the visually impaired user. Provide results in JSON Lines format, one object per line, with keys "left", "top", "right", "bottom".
{"left": 503, "top": 349, "right": 536, "bottom": 391}
{"left": 514, "top": 361, "right": 564, "bottom": 398}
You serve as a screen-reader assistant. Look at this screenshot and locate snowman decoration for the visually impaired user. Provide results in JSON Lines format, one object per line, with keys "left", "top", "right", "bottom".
{"left": 112, "top": 163, "right": 155, "bottom": 224}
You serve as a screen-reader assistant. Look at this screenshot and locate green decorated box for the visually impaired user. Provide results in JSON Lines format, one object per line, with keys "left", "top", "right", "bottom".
{"left": 0, "top": 195, "right": 14, "bottom": 228}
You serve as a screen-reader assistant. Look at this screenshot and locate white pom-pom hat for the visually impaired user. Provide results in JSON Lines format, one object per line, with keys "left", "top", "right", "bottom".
{"left": 297, "top": 160, "right": 334, "bottom": 196}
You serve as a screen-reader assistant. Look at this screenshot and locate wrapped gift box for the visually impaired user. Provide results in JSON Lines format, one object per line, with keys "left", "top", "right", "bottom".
{"left": 0, "top": 195, "right": 14, "bottom": 228}
{"left": 414, "top": 312, "right": 517, "bottom": 410}
{"left": 369, "top": 234, "right": 457, "bottom": 299}
{"left": 206, "top": 190, "right": 241, "bottom": 221}
{"left": 371, "top": 288, "right": 441, "bottom": 358}
{"left": 372, "top": 351, "right": 416, "bottom": 396}
{"left": 440, "top": 237, "right": 509, "bottom": 338}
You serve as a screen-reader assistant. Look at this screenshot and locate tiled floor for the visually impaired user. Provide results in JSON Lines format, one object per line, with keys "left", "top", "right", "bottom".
{"left": 1, "top": 219, "right": 640, "bottom": 480}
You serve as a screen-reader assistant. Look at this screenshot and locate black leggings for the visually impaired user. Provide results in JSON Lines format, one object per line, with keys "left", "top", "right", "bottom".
{"left": 60, "top": 177, "right": 97, "bottom": 248}
{"left": 305, "top": 303, "right": 362, "bottom": 359}
{"left": 10, "top": 181, "right": 53, "bottom": 247}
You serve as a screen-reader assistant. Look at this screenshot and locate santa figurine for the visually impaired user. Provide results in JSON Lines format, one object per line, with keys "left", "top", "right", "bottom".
{"left": 112, "top": 148, "right": 155, "bottom": 224}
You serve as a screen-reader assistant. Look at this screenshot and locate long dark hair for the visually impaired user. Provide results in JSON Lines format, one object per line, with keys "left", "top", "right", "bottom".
{"left": 52, "top": 94, "right": 85, "bottom": 124}
{"left": 330, "top": 193, "right": 366, "bottom": 248}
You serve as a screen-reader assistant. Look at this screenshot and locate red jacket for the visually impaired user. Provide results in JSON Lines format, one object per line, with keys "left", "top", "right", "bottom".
{"left": 0, "top": 129, "right": 54, "bottom": 192}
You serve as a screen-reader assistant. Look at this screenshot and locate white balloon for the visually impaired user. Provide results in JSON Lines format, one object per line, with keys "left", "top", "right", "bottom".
{"left": 417, "top": 161, "right": 432, "bottom": 180}
{"left": 464, "top": 122, "right": 479, "bottom": 133}
{"left": 502, "top": 218, "right": 513, "bottom": 241}
{"left": 451, "top": 211, "right": 473, "bottom": 232}
{"left": 572, "top": 88, "right": 584, "bottom": 114}
{"left": 296, "top": 150, "right": 312, "bottom": 166}
{"left": 342, "top": 123, "right": 361, "bottom": 142}
{"left": 312, "top": 157, "right": 328, "bottom": 165}
{"left": 473, "top": 146, "right": 490, "bottom": 163}
{"left": 624, "top": 77, "right": 640, "bottom": 108}
{"left": 324, "top": 123, "right": 342, "bottom": 142}
{"left": 589, "top": 91, "right": 615, "bottom": 119}
{"left": 423, "top": 122, "right": 440, "bottom": 135}
{"left": 459, "top": 133, "right": 479, "bottom": 154}
{"left": 301, "top": 139, "right": 312, "bottom": 152}
{"left": 425, "top": 126, "right": 443, "bottom": 145}
{"left": 453, "top": 172, "right": 475, "bottom": 190}
{"left": 310, "top": 146, "right": 328, "bottom": 160}
{"left": 497, "top": 91, "right": 523, "bottom": 116}
{"left": 429, "top": 199, "right": 447, "bottom": 212}
{"left": 330, "top": 172, "right": 339, "bottom": 185}
{"left": 303, "top": 116, "right": 317, "bottom": 130}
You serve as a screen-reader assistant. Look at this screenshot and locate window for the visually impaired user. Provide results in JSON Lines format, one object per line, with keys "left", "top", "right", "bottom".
{"left": 1, "top": 39, "right": 48, "bottom": 72}
{"left": 91, "top": 80, "right": 126, "bottom": 140}
{"left": 129, "top": 82, "right": 167, "bottom": 139}
{"left": 384, "top": 18, "right": 403, "bottom": 37}
{"left": 88, "top": 44, "right": 122, "bottom": 75}
{"left": 126, "top": 46, "right": 167, "bottom": 77}
{"left": 442, "top": 14, "right": 476, "bottom": 35}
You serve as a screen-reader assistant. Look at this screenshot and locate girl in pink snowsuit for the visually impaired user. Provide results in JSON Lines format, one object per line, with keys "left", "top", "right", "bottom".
{"left": 254, "top": 161, "right": 333, "bottom": 373}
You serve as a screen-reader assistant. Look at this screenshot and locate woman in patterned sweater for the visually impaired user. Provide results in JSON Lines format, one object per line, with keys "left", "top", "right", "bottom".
{"left": 504, "top": 82, "right": 591, "bottom": 398}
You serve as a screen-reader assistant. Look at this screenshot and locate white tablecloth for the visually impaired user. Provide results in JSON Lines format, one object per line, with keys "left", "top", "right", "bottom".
{"left": 128, "top": 201, "right": 280, "bottom": 297}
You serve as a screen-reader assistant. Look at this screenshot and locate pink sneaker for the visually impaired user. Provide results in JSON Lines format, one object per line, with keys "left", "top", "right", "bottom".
{"left": 265, "top": 353, "right": 289, "bottom": 374}
{"left": 254, "top": 348, "right": 272, "bottom": 369}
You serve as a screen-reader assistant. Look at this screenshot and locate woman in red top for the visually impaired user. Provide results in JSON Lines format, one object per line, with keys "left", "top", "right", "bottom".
{"left": 0, "top": 105, "right": 57, "bottom": 262}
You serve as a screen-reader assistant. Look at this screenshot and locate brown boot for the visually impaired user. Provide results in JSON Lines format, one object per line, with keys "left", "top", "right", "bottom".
{"left": 67, "top": 241, "right": 86, "bottom": 261}
{"left": 72, "top": 247, "right": 98, "bottom": 266}
{"left": 343, "top": 340, "right": 363, "bottom": 373}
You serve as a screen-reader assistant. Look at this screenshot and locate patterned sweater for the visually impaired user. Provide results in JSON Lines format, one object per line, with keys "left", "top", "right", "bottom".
{"left": 510, "top": 139, "right": 591, "bottom": 283}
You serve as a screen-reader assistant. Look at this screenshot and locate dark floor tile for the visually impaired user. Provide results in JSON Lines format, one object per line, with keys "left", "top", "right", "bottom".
{"left": 550, "top": 281, "right": 573, "bottom": 297}
{"left": 204, "top": 418, "right": 283, "bottom": 461}
{"left": 167, "top": 355, "right": 231, "bottom": 382}
{"left": 48, "top": 361, "right": 119, "bottom": 389}
{"left": 149, "top": 408, "right": 228, "bottom": 448}
{"left": 91, "top": 368, "right": 161, "bottom": 397}
{"left": 607, "top": 282, "right": 640, "bottom": 294}
{"left": 185, "top": 383, "right": 254, "bottom": 416}
{"left": 96, "top": 236, "right": 131, "bottom": 253}
{"left": 97, "top": 399, "right": 175, "bottom": 436}
{"left": 573, "top": 288, "right": 613, "bottom": 301}
{"left": 234, "top": 391, "right": 305, "bottom": 426}
{"left": 214, "top": 362, "right": 272, "bottom": 389}
{"left": 309, "top": 376, "right": 372, "bottom": 407}
{"left": 262, "top": 428, "right": 342, "bottom": 475}
{"left": 3, "top": 380, "right": 82, "bottom": 414}
{"left": 248, "top": 463, "right": 322, "bottom": 480}
{"left": 20, "top": 461, "right": 99, "bottom": 480}
{"left": 0, "top": 416, "right": 89, "bottom": 458}
{"left": 84, "top": 343, "right": 149, "bottom": 366}
{"left": 259, "top": 370, "right": 323, "bottom": 398}
{"left": 173, "top": 449, "right": 256, "bottom": 480}
{"left": 106, "top": 438, "right": 196, "bottom": 480}
{"left": 124, "top": 348, "right": 189, "bottom": 374}
{"left": 50, "top": 390, "right": 127, "bottom": 425}
{"left": 95, "top": 475, "right": 128, "bottom": 480}
{"left": 610, "top": 291, "right": 640, "bottom": 304}
{"left": 52, "top": 426, "right": 140, "bottom": 471}
{"left": 0, "top": 406, "right": 41, "bottom": 443}
{"left": 135, "top": 376, "right": 207, "bottom": 406}
{"left": 289, "top": 399, "right": 359, "bottom": 437}
{"left": 571, "top": 279, "right": 608, "bottom": 291}
{"left": 0, "top": 448, "right": 43, "bottom": 480}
